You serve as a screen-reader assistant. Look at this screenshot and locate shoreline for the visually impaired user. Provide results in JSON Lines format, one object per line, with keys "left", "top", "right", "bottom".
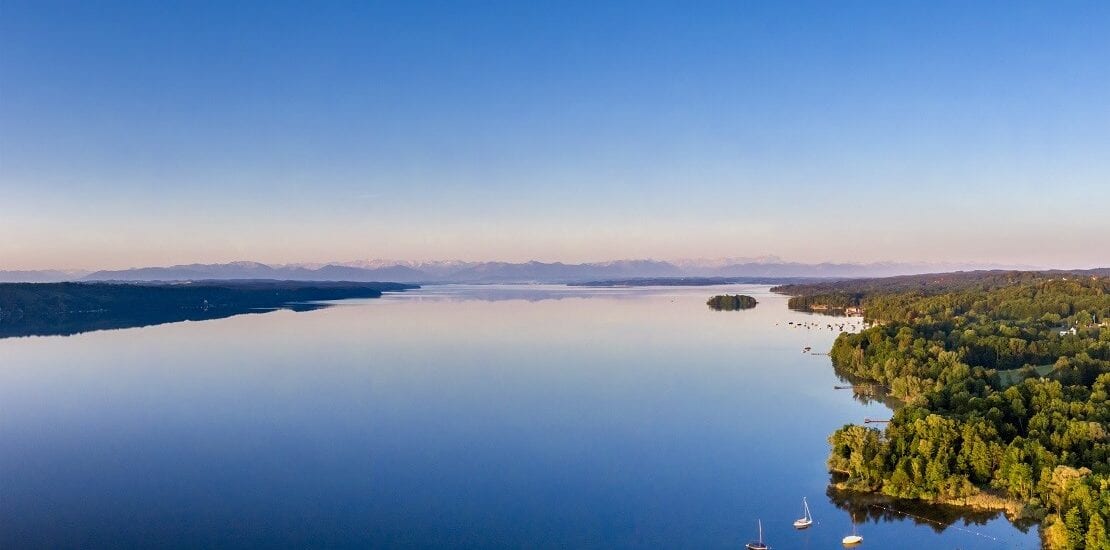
{"left": 829, "top": 482, "right": 1030, "bottom": 521}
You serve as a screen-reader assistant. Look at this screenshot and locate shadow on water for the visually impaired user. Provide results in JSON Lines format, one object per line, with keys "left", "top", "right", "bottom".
{"left": 826, "top": 483, "right": 1037, "bottom": 534}
{"left": 831, "top": 362, "right": 906, "bottom": 409}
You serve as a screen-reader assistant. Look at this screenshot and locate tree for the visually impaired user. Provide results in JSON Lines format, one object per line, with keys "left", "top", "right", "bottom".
{"left": 1065, "top": 507, "right": 1085, "bottom": 549}
{"left": 1087, "top": 513, "right": 1108, "bottom": 550}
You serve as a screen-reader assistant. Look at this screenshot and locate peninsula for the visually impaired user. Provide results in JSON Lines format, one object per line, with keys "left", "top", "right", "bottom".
{"left": 778, "top": 271, "right": 1110, "bottom": 549}
{"left": 0, "top": 280, "right": 416, "bottom": 338}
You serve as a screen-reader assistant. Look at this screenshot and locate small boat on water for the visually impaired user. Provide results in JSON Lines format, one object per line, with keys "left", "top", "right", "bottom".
{"left": 745, "top": 519, "right": 769, "bottom": 550}
{"left": 842, "top": 521, "right": 863, "bottom": 546}
{"left": 793, "top": 497, "right": 813, "bottom": 529}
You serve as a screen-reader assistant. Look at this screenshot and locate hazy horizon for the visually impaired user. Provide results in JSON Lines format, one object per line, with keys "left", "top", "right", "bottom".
{"left": 3, "top": 2, "right": 1109, "bottom": 270}
{"left": 3, "top": 4, "right": 1108, "bottom": 548}
{"left": 6, "top": 247, "right": 1105, "bottom": 274}
{"left": 2, "top": 254, "right": 1099, "bottom": 277}
{"left": 0, "top": 251, "right": 1105, "bottom": 275}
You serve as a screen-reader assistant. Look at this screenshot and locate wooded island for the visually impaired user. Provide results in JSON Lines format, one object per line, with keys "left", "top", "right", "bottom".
{"left": 706, "top": 294, "right": 758, "bottom": 311}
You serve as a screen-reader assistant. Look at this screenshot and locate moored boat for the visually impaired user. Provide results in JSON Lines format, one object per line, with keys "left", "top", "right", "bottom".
{"left": 842, "top": 521, "right": 862, "bottom": 546}
{"left": 745, "top": 519, "right": 769, "bottom": 550}
{"left": 793, "top": 497, "right": 813, "bottom": 529}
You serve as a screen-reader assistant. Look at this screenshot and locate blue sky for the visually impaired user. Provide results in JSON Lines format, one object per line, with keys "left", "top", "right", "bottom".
{"left": 2, "top": 1, "right": 1108, "bottom": 269}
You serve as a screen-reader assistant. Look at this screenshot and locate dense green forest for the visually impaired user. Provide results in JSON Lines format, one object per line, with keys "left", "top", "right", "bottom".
{"left": 784, "top": 292, "right": 861, "bottom": 313}
{"left": 774, "top": 269, "right": 1110, "bottom": 316}
{"left": 706, "top": 294, "right": 758, "bottom": 310}
{"left": 0, "top": 280, "right": 416, "bottom": 338}
{"left": 781, "top": 272, "right": 1110, "bottom": 549}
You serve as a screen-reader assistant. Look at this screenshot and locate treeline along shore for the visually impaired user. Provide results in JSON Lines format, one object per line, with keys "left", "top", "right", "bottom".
{"left": 0, "top": 280, "right": 417, "bottom": 338}
{"left": 775, "top": 270, "right": 1110, "bottom": 549}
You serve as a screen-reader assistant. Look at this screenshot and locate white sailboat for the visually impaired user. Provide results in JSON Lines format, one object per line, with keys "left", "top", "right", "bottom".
{"left": 745, "top": 519, "right": 769, "bottom": 550}
{"left": 842, "top": 520, "right": 863, "bottom": 546}
{"left": 793, "top": 497, "right": 813, "bottom": 529}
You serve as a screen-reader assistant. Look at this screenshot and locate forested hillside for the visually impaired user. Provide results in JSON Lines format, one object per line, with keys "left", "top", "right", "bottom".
{"left": 781, "top": 272, "right": 1110, "bottom": 549}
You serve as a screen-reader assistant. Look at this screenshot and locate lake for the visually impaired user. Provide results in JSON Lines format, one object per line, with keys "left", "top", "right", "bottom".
{"left": 0, "top": 284, "right": 1039, "bottom": 548}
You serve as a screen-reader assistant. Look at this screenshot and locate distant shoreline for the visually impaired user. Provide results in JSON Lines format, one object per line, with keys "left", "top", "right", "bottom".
{"left": 570, "top": 276, "right": 826, "bottom": 287}
{"left": 0, "top": 280, "right": 417, "bottom": 339}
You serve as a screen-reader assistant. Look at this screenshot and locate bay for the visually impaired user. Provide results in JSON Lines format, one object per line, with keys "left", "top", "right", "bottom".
{"left": 0, "top": 285, "right": 1038, "bottom": 548}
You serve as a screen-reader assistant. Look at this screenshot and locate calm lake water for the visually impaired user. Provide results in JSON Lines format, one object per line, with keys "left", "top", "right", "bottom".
{"left": 0, "top": 284, "right": 1039, "bottom": 548}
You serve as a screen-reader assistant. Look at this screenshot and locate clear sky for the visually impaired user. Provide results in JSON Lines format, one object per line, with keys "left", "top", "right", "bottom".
{"left": 1, "top": 1, "right": 1108, "bottom": 270}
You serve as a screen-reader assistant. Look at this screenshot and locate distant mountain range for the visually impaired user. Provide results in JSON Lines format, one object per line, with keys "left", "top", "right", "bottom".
{"left": 0, "top": 270, "right": 90, "bottom": 283}
{"left": 0, "top": 258, "right": 1054, "bottom": 284}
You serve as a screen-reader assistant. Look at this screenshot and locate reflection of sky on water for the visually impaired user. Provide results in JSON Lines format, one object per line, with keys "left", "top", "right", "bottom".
{"left": 0, "top": 285, "right": 1037, "bottom": 549}
{"left": 378, "top": 283, "right": 762, "bottom": 302}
